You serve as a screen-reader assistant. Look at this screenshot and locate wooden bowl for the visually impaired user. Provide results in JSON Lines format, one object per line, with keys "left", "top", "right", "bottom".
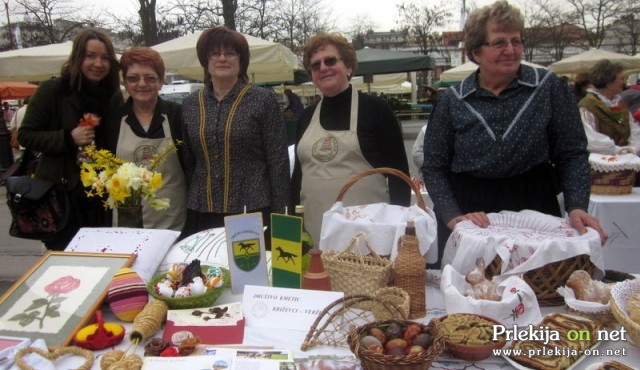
{"left": 438, "top": 313, "right": 506, "bottom": 361}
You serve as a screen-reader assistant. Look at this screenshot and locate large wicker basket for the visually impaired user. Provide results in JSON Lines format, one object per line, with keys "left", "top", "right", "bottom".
{"left": 348, "top": 319, "right": 444, "bottom": 370}
{"left": 486, "top": 254, "right": 595, "bottom": 306}
{"left": 591, "top": 169, "right": 636, "bottom": 195}
{"left": 610, "top": 279, "right": 640, "bottom": 347}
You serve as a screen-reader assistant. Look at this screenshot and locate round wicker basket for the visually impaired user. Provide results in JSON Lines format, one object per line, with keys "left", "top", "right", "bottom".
{"left": 147, "top": 266, "right": 230, "bottom": 309}
{"left": 348, "top": 319, "right": 444, "bottom": 370}
{"left": 591, "top": 169, "right": 636, "bottom": 195}
{"left": 486, "top": 254, "right": 595, "bottom": 306}
{"left": 610, "top": 279, "right": 640, "bottom": 347}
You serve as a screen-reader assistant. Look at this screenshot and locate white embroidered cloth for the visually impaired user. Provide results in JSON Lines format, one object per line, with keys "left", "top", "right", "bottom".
{"left": 442, "top": 210, "right": 604, "bottom": 282}
{"left": 589, "top": 153, "right": 640, "bottom": 172}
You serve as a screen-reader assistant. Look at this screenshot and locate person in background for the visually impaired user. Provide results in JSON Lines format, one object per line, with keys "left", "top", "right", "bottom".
{"left": 283, "top": 88, "right": 304, "bottom": 116}
{"left": 422, "top": 0, "right": 606, "bottom": 268}
{"left": 100, "top": 47, "right": 187, "bottom": 232}
{"left": 579, "top": 59, "right": 635, "bottom": 155}
{"left": 180, "top": 26, "right": 290, "bottom": 244}
{"left": 2, "top": 102, "right": 14, "bottom": 123}
{"left": 573, "top": 72, "right": 592, "bottom": 103}
{"left": 8, "top": 96, "right": 30, "bottom": 159}
{"left": 619, "top": 85, "right": 640, "bottom": 185}
{"left": 291, "top": 32, "right": 410, "bottom": 246}
{"left": 313, "top": 94, "right": 322, "bottom": 105}
{"left": 18, "top": 28, "right": 123, "bottom": 250}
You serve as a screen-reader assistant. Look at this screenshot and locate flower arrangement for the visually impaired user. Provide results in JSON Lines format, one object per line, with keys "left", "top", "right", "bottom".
{"left": 611, "top": 105, "right": 622, "bottom": 123}
{"left": 80, "top": 144, "right": 176, "bottom": 210}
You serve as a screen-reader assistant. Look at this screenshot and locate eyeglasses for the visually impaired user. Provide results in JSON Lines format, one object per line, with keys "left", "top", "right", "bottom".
{"left": 207, "top": 51, "right": 239, "bottom": 60}
{"left": 125, "top": 75, "right": 159, "bottom": 84}
{"left": 309, "top": 56, "right": 341, "bottom": 72}
{"left": 482, "top": 38, "right": 524, "bottom": 50}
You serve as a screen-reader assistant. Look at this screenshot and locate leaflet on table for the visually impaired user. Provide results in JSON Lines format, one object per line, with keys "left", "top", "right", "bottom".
{"left": 242, "top": 285, "right": 343, "bottom": 330}
{"left": 163, "top": 302, "right": 244, "bottom": 345}
{"left": 141, "top": 347, "right": 291, "bottom": 370}
{"left": 224, "top": 213, "right": 270, "bottom": 293}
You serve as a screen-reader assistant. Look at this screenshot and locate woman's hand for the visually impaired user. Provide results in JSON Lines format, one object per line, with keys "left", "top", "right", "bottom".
{"left": 71, "top": 126, "right": 95, "bottom": 146}
{"left": 568, "top": 209, "right": 608, "bottom": 245}
{"left": 447, "top": 211, "right": 491, "bottom": 230}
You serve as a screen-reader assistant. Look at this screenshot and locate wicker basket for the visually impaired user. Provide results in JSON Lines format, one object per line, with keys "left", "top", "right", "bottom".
{"left": 348, "top": 319, "right": 444, "bottom": 370}
{"left": 322, "top": 232, "right": 392, "bottom": 297}
{"left": 147, "top": 266, "right": 230, "bottom": 309}
{"left": 486, "top": 254, "right": 595, "bottom": 306}
{"left": 610, "top": 279, "right": 640, "bottom": 347}
{"left": 372, "top": 287, "right": 410, "bottom": 322}
{"left": 591, "top": 169, "right": 636, "bottom": 195}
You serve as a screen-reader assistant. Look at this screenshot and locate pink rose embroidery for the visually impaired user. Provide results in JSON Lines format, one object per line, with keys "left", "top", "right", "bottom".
{"left": 45, "top": 276, "right": 81, "bottom": 295}
{"left": 10, "top": 275, "right": 81, "bottom": 329}
{"left": 504, "top": 288, "right": 525, "bottom": 321}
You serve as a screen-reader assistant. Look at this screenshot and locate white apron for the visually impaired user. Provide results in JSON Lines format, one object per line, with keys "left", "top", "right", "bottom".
{"left": 298, "top": 87, "right": 389, "bottom": 247}
{"left": 114, "top": 117, "right": 187, "bottom": 231}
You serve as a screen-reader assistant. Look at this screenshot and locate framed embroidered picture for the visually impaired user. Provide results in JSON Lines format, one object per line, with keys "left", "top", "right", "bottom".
{"left": 0, "top": 251, "right": 136, "bottom": 347}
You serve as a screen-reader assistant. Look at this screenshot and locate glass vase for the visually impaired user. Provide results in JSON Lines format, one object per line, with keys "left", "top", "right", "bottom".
{"left": 117, "top": 206, "right": 143, "bottom": 228}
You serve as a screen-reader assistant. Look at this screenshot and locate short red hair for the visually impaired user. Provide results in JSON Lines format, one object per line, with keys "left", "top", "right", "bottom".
{"left": 120, "top": 47, "right": 166, "bottom": 80}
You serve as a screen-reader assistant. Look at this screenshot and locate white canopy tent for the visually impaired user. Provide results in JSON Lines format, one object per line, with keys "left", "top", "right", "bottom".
{"left": 548, "top": 48, "right": 640, "bottom": 77}
{"left": 0, "top": 41, "right": 74, "bottom": 81}
{"left": 439, "top": 60, "right": 546, "bottom": 82}
{"left": 273, "top": 73, "right": 410, "bottom": 97}
{"left": 152, "top": 31, "right": 300, "bottom": 84}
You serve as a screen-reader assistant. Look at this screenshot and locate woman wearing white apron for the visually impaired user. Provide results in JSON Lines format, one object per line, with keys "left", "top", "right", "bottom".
{"left": 101, "top": 47, "right": 187, "bottom": 231}
{"left": 292, "top": 33, "right": 411, "bottom": 247}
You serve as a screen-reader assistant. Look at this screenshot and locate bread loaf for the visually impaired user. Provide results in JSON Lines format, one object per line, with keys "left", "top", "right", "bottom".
{"left": 565, "top": 270, "right": 611, "bottom": 304}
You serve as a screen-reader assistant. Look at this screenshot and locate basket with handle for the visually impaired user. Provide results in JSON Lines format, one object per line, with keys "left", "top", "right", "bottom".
{"left": 321, "top": 232, "right": 391, "bottom": 297}
{"left": 320, "top": 167, "right": 436, "bottom": 263}
{"left": 334, "top": 167, "right": 427, "bottom": 212}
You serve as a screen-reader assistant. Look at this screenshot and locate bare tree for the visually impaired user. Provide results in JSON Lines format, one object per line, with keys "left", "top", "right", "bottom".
{"left": 274, "top": 0, "right": 333, "bottom": 51}
{"left": 13, "top": 0, "right": 86, "bottom": 44}
{"left": 609, "top": 0, "right": 640, "bottom": 55}
{"left": 346, "top": 14, "right": 377, "bottom": 49}
{"left": 525, "top": 0, "right": 584, "bottom": 62}
{"left": 236, "top": 0, "right": 280, "bottom": 39}
{"left": 397, "top": 1, "right": 453, "bottom": 55}
{"left": 565, "top": 0, "right": 621, "bottom": 48}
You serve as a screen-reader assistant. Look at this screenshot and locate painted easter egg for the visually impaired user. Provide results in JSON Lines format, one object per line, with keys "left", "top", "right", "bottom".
{"left": 107, "top": 268, "right": 149, "bottom": 322}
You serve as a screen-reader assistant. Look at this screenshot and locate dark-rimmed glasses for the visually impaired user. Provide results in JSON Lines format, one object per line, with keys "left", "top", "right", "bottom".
{"left": 309, "top": 56, "right": 341, "bottom": 72}
{"left": 207, "top": 51, "right": 239, "bottom": 60}
{"left": 482, "top": 38, "right": 524, "bottom": 50}
{"left": 125, "top": 75, "right": 159, "bottom": 84}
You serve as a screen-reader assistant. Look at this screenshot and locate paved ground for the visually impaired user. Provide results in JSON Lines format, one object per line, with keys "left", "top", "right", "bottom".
{"left": 0, "top": 186, "right": 46, "bottom": 296}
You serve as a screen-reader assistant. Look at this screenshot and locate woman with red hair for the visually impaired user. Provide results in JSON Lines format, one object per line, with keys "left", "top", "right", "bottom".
{"left": 101, "top": 47, "right": 187, "bottom": 232}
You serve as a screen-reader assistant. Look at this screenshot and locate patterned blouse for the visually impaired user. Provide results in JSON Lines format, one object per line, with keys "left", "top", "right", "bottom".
{"left": 181, "top": 79, "right": 290, "bottom": 214}
{"left": 423, "top": 65, "right": 590, "bottom": 222}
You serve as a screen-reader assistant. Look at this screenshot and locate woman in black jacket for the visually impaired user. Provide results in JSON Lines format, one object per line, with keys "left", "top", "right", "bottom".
{"left": 19, "top": 28, "right": 123, "bottom": 250}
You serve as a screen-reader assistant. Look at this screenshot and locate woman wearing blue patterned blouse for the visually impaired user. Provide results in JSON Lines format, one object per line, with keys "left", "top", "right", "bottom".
{"left": 180, "top": 26, "right": 290, "bottom": 241}
{"left": 422, "top": 1, "right": 606, "bottom": 268}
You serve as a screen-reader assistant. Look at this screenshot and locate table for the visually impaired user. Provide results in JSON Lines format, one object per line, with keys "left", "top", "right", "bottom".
{"left": 29, "top": 270, "right": 639, "bottom": 370}
{"left": 589, "top": 187, "right": 640, "bottom": 273}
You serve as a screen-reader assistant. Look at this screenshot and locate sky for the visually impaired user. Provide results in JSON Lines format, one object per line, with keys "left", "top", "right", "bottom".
{"left": 78, "top": 0, "right": 472, "bottom": 34}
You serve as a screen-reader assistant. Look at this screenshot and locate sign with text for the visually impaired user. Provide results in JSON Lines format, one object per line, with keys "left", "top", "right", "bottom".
{"left": 242, "top": 285, "right": 343, "bottom": 330}
{"left": 224, "top": 213, "right": 269, "bottom": 293}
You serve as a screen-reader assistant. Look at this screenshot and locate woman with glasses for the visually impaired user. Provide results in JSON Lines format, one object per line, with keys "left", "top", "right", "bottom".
{"left": 180, "top": 26, "right": 290, "bottom": 243}
{"left": 18, "top": 28, "right": 124, "bottom": 250}
{"left": 100, "top": 47, "right": 187, "bottom": 231}
{"left": 423, "top": 0, "right": 606, "bottom": 268}
{"left": 291, "top": 32, "right": 410, "bottom": 247}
